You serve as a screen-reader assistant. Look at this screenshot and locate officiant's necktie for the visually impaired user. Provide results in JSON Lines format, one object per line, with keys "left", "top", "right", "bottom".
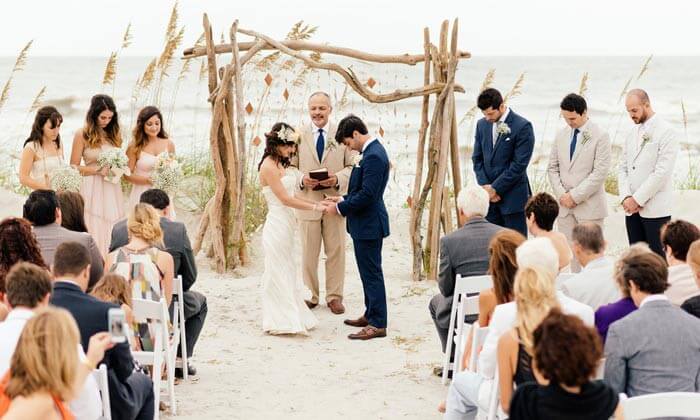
{"left": 316, "top": 129, "right": 325, "bottom": 162}
{"left": 569, "top": 128, "right": 580, "bottom": 160}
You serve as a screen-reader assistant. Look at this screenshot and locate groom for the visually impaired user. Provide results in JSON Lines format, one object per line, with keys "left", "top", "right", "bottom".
{"left": 322, "top": 114, "right": 390, "bottom": 340}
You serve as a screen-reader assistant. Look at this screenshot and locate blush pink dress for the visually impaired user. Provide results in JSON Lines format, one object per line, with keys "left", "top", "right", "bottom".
{"left": 80, "top": 144, "right": 125, "bottom": 255}
{"left": 127, "top": 151, "right": 176, "bottom": 219}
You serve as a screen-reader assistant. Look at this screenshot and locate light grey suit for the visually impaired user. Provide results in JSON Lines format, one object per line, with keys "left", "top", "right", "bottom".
{"left": 604, "top": 298, "right": 700, "bottom": 397}
{"left": 32, "top": 223, "right": 104, "bottom": 290}
{"left": 428, "top": 217, "right": 503, "bottom": 351}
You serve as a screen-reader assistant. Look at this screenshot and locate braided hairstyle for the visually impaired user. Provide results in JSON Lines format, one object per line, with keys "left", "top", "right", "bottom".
{"left": 257, "top": 122, "right": 297, "bottom": 171}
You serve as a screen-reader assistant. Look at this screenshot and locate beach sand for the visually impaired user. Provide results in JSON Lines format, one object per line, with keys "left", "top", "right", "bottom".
{"left": 2, "top": 188, "right": 699, "bottom": 419}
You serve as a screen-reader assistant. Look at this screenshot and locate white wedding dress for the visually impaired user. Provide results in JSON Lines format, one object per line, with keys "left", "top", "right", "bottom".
{"left": 261, "top": 171, "right": 318, "bottom": 335}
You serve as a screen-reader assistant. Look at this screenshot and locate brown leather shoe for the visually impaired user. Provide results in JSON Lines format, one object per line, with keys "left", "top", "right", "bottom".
{"left": 348, "top": 325, "right": 387, "bottom": 340}
{"left": 343, "top": 315, "right": 369, "bottom": 327}
{"left": 327, "top": 299, "right": 345, "bottom": 314}
{"left": 305, "top": 300, "right": 318, "bottom": 309}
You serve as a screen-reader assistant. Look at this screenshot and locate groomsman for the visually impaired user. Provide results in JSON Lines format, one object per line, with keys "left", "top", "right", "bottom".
{"left": 548, "top": 93, "right": 611, "bottom": 272}
{"left": 290, "top": 92, "right": 356, "bottom": 314}
{"left": 472, "top": 88, "right": 535, "bottom": 236}
{"left": 619, "top": 89, "right": 678, "bottom": 257}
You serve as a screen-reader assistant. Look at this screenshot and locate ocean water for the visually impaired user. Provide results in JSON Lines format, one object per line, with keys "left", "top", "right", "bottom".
{"left": 1, "top": 55, "right": 698, "bottom": 204}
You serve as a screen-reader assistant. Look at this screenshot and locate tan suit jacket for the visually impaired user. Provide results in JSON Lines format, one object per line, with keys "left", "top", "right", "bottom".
{"left": 289, "top": 121, "right": 357, "bottom": 303}
{"left": 548, "top": 119, "right": 611, "bottom": 220}
{"left": 291, "top": 122, "right": 356, "bottom": 220}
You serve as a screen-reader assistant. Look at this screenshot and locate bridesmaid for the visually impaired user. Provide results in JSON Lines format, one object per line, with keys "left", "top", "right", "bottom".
{"left": 18, "top": 106, "right": 65, "bottom": 190}
{"left": 70, "top": 94, "right": 125, "bottom": 255}
{"left": 125, "top": 106, "right": 176, "bottom": 217}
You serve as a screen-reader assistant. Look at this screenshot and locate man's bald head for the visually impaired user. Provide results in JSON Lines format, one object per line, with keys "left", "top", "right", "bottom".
{"left": 625, "top": 88, "right": 654, "bottom": 124}
{"left": 308, "top": 91, "right": 332, "bottom": 129}
{"left": 626, "top": 89, "right": 650, "bottom": 105}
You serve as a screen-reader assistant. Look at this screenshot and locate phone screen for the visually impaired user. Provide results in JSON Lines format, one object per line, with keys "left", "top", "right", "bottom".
{"left": 108, "top": 308, "right": 127, "bottom": 343}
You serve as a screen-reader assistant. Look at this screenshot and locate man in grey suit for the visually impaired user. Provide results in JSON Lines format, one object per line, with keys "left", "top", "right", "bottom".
{"left": 429, "top": 184, "right": 503, "bottom": 354}
{"left": 23, "top": 190, "right": 103, "bottom": 290}
{"left": 110, "top": 189, "right": 207, "bottom": 377}
{"left": 604, "top": 252, "right": 700, "bottom": 396}
{"left": 548, "top": 93, "right": 611, "bottom": 272}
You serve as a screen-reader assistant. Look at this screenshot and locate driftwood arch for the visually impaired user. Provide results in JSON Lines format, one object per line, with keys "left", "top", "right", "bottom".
{"left": 183, "top": 15, "right": 469, "bottom": 280}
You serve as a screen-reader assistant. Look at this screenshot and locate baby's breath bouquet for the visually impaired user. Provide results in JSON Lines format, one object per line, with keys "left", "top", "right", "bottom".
{"left": 97, "top": 148, "right": 131, "bottom": 184}
{"left": 50, "top": 166, "right": 82, "bottom": 192}
{"left": 151, "top": 152, "right": 182, "bottom": 192}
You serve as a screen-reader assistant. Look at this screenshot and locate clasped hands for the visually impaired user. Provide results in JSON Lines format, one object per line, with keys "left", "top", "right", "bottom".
{"left": 622, "top": 196, "right": 641, "bottom": 214}
{"left": 318, "top": 195, "right": 342, "bottom": 215}
{"left": 482, "top": 185, "right": 501, "bottom": 203}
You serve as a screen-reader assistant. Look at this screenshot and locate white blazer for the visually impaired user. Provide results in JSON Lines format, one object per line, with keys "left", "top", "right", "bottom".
{"left": 618, "top": 115, "right": 678, "bottom": 218}
{"left": 548, "top": 119, "right": 611, "bottom": 220}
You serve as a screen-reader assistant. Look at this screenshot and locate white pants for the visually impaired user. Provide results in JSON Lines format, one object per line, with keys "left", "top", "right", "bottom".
{"left": 444, "top": 371, "right": 492, "bottom": 420}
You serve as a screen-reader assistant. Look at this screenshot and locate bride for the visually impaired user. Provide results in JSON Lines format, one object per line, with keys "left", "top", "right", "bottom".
{"left": 258, "top": 122, "right": 320, "bottom": 335}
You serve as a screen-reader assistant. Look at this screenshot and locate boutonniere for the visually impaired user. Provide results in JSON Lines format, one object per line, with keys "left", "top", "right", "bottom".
{"left": 496, "top": 122, "right": 511, "bottom": 136}
{"left": 640, "top": 132, "right": 651, "bottom": 149}
{"left": 352, "top": 154, "right": 363, "bottom": 168}
{"left": 581, "top": 131, "right": 593, "bottom": 145}
{"left": 325, "top": 139, "right": 338, "bottom": 152}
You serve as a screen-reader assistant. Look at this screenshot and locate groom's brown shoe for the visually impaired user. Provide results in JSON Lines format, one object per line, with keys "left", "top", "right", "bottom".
{"left": 348, "top": 325, "right": 387, "bottom": 340}
{"left": 328, "top": 299, "right": 345, "bottom": 315}
{"left": 304, "top": 300, "right": 318, "bottom": 309}
{"left": 343, "top": 315, "right": 369, "bottom": 327}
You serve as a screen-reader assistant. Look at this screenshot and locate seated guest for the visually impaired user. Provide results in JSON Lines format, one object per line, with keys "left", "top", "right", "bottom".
{"left": 682, "top": 240, "right": 700, "bottom": 318}
{"left": 110, "top": 189, "right": 206, "bottom": 375}
{"left": 0, "top": 263, "right": 101, "bottom": 420}
{"left": 561, "top": 223, "right": 618, "bottom": 309}
{"left": 91, "top": 273, "right": 139, "bottom": 351}
{"left": 50, "top": 242, "right": 155, "bottom": 420}
{"left": 661, "top": 219, "right": 700, "bottom": 305}
{"left": 0, "top": 217, "right": 49, "bottom": 322}
{"left": 525, "top": 193, "right": 572, "bottom": 271}
{"left": 604, "top": 251, "right": 700, "bottom": 397}
{"left": 497, "top": 266, "right": 559, "bottom": 414}
{"left": 444, "top": 238, "right": 593, "bottom": 419}
{"left": 509, "top": 309, "right": 621, "bottom": 420}
{"left": 0, "top": 307, "right": 111, "bottom": 420}
{"left": 23, "top": 190, "right": 103, "bottom": 290}
{"left": 57, "top": 191, "right": 89, "bottom": 233}
{"left": 429, "top": 185, "right": 502, "bottom": 365}
{"left": 594, "top": 243, "right": 651, "bottom": 342}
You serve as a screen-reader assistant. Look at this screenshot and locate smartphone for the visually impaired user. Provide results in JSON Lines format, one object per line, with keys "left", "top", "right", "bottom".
{"left": 107, "top": 308, "right": 127, "bottom": 343}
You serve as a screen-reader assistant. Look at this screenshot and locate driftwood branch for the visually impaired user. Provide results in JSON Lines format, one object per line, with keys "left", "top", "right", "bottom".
{"left": 183, "top": 39, "right": 471, "bottom": 65}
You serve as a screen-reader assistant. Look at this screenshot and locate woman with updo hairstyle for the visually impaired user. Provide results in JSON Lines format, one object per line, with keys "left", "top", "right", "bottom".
{"left": 508, "top": 308, "right": 622, "bottom": 420}
{"left": 56, "top": 191, "right": 89, "bottom": 233}
{"left": 106, "top": 203, "right": 173, "bottom": 306}
{"left": 69, "top": 94, "right": 125, "bottom": 255}
{"left": 125, "top": 106, "right": 176, "bottom": 218}
{"left": 0, "top": 307, "right": 111, "bottom": 419}
{"left": 18, "top": 106, "right": 65, "bottom": 190}
{"left": 258, "top": 122, "right": 321, "bottom": 335}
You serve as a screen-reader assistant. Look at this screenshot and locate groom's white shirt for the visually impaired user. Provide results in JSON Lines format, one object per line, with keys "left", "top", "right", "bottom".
{"left": 618, "top": 113, "right": 678, "bottom": 218}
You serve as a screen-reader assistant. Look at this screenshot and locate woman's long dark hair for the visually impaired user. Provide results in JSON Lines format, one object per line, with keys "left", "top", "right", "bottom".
{"left": 57, "top": 191, "right": 89, "bottom": 233}
{"left": 83, "top": 94, "right": 122, "bottom": 148}
{"left": 0, "top": 218, "right": 48, "bottom": 290}
{"left": 257, "top": 122, "right": 296, "bottom": 171}
{"left": 23, "top": 106, "right": 63, "bottom": 150}
{"left": 128, "top": 106, "right": 168, "bottom": 158}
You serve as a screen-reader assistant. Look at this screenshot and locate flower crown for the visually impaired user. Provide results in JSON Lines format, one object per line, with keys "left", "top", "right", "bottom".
{"left": 277, "top": 126, "right": 301, "bottom": 144}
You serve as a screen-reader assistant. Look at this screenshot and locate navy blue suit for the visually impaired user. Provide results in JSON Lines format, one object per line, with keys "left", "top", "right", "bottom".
{"left": 337, "top": 139, "right": 390, "bottom": 328}
{"left": 472, "top": 109, "right": 535, "bottom": 236}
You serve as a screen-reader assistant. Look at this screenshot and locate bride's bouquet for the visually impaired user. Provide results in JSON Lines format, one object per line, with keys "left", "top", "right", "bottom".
{"left": 50, "top": 165, "right": 82, "bottom": 192}
{"left": 151, "top": 152, "right": 182, "bottom": 192}
{"left": 97, "top": 148, "right": 131, "bottom": 184}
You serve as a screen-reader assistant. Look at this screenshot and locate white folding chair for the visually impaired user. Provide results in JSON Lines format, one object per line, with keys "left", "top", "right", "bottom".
{"left": 595, "top": 357, "right": 605, "bottom": 380}
{"left": 442, "top": 274, "right": 492, "bottom": 385}
{"left": 622, "top": 392, "right": 700, "bottom": 419}
{"left": 466, "top": 324, "right": 490, "bottom": 372}
{"left": 485, "top": 368, "right": 500, "bottom": 420}
{"left": 131, "top": 298, "right": 176, "bottom": 419}
{"left": 93, "top": 364, "right": 111, "bottom": 420}
{"left": 172, "top": 275, "right": 188, "bottom": 381}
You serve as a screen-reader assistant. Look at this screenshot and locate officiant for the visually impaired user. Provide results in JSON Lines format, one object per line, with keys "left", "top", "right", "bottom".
{"left": 291, "top": 91, "right": 357, "bottom": 315}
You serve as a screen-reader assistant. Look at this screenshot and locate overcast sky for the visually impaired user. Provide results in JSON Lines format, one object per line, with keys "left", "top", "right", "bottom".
{"left": 1, "top": 0, "right": 698, "bottom": 57}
